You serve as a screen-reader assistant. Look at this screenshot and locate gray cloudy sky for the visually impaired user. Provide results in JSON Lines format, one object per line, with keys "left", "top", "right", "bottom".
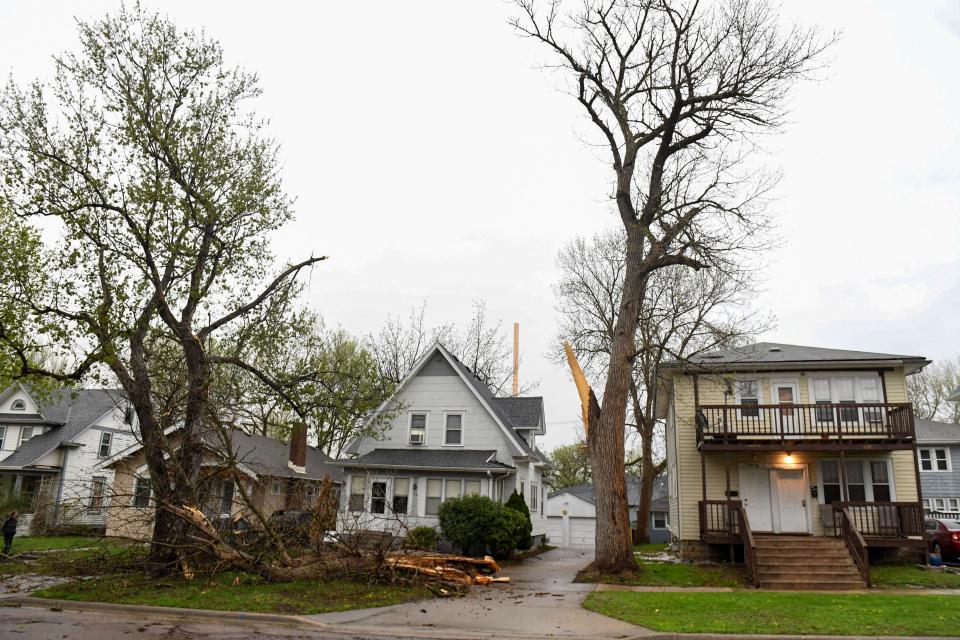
{"left": 2, "top": 1, "right": 958, "bottom": 451}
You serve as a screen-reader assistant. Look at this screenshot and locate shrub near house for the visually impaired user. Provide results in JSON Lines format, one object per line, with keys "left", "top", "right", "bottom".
{"left": 438, "top": 495, "right": 527, "bottom": 558}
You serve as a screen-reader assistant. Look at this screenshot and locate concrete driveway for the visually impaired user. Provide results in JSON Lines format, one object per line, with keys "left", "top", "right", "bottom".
{"left": 309, "top": 548, "right": 648, "bottom": 638}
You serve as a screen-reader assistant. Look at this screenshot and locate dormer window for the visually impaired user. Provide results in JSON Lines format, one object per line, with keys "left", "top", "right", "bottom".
{"left": 19, "top": 426, "right": 34, "bottom": 447}
{"left": 409, "top": 413, "right": 426, "bottom": 445}
{"left": 10, "top": 399, "right": 25, "bottom": 411}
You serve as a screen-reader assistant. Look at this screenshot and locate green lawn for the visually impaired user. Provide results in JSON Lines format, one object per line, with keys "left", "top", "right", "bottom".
{"left": 872, "top": 564, "right": 960, "bottom": 589}
{"left": 582, "top": 561, "right": 746, "bottom": 588}
{"left": 35, "top": 572, "right": 431, "bottom": 615}
{"left": 6, "top": 536, "right": 104, "bottom": 553}
{"left": 632, "top": 543, "right": 669, "bottom": 553}
{"left": 584, "top": 591, "right": 959, "bottom": 636}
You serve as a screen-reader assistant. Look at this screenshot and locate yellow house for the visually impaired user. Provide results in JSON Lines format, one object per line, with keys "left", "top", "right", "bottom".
{"left": 660, "top": 342, "right": 930, "bottom": 589}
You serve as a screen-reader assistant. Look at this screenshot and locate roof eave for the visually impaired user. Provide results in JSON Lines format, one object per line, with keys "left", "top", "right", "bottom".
{"left": 336, "top": 462, "right": 516, "bottom": 473}
{"left": 664, "top": 358, "right": 931, "bottom": 373}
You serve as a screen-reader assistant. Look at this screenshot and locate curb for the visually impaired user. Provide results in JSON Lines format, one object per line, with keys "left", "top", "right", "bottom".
{"left": 3, "top": 597, "right": 950, "bottom": 640}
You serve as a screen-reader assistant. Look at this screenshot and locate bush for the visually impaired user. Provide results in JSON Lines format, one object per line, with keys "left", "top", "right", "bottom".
{"left": 438, "top": 495, "right": 525, "bottom": 558}
{"left": 406, "top": 526, "right": 439, "bottom": 550}
{"left": 505, "top": 490, "right": 533, "bottom": 550}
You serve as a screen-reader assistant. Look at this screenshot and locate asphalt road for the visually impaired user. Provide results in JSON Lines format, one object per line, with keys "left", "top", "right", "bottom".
{"left": 0, "top": 603, "right": 391, "bottom": 640}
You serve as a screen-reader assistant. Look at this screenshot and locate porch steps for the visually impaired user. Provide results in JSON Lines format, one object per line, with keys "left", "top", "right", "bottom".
{"left": 753, "top": 535, "right": 866, "bottom": 590}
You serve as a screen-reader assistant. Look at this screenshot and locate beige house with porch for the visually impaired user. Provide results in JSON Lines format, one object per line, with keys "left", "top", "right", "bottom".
{"left": 660, "top": 343, "right": 929, "bottom": 589}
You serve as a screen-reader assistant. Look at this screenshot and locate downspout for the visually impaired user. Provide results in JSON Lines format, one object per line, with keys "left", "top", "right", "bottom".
{"left": 52, "top": 447, "right": 69, "bottom": 528}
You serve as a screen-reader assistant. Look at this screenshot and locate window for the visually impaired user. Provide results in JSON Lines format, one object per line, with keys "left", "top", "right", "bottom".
{"left": 834, "top": 378, "right": 857, "bottom": 422}
{"left": 10, "top": 399, "right": 25, "bottom": 411}
{"left": 860, "top": 378, "right": 882, "bottom": 423}
{"left": 919, "top": 448, "right": 951, "bottom": 472}
{"left": 123, "top": 406, "right": 134, "bottom": 425}
{"left": 737, "top": 380, "right": 760, "bottom": 417}
{"left": 464, "top": 480, "right": 481, "bottom": 496}
{"left": 133, "top": 476, "right": 152, "bottom": 508}
{"left": 392, "top": 478, "right": 410, "bottom": 514}
{"left": 88, "top": 476, "right": 106, "bottom": 512}
{"left": 271, "top": 478, "right": 283, "bottom": 495}
{"left": 370, "top": 481, "right": 387, "bottom": 514}
{"left": 845, "top": 461, "right": 866, "bottom": 501}
{"left": 444, "top": 413, "right": 463, "bottom": 445}
{"left": 870, "top": 461, "right": 891, "bottom": 501}
{"left": 821, "top": 461, "right": 842, "bottom": 504}
{"left": 409, "top": 413, "right": 426, "bottom": 445}
{"left": 813, "top": 378, "right": 833, "bottom": 422}
{"left": 349, "top": 476, "right": 366, "bottom": 512}
{"left": 0, "top": 425, "right": 5, "bottom": 450}
{"left": 220, "top": 480, "right": 234, "bottom": 515}
{"left": 425, "top": 479, "right": 443, "bottom": 515}
{"left": 530, "top": 483, "right": 539, "bottom": 512}
{"left": 98, "top": 431, "right": 113, "bottom": 458}
{"left": 653, "top": 512, "right": 667, "bottom": 529}
{"left": 445, "top": 479, "right": 462, "bottom": 502}
{"left": 18, "top": 426, "right": 34, "bottom": 447}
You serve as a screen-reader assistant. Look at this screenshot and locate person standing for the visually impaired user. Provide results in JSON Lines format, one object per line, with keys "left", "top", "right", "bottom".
{"left": 2, "top": 511, "right": 19, "bottom": 556}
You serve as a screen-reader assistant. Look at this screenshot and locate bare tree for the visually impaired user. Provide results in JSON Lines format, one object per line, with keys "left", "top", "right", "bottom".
{"left": 554, "top": 227, "right": 771, "bottom": 542}
{"left": 907, "top": 358, "right": 960, "bottom": 424}
{"left": 514, "top": 0, "right": 830, "bottom": 571}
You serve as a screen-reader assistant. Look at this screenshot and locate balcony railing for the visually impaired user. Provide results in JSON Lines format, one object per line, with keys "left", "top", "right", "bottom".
{"left": 696, "top": 402, "right": 914, "bottom": 444}
{"left": 831, "top": 501, "right": 925, "bottom": 539}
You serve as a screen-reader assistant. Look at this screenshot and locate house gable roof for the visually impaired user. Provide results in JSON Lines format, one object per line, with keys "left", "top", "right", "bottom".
{"left": 0, "top": 387, "right": 128, "bottom": 470}
{"left": 663, "top": 342, "right": 930, "bottom": 373}
{"left": 915, "top": 418, "right": 960, "bottom": 444}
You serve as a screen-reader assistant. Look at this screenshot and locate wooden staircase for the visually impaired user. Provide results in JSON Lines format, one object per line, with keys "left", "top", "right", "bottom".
{"left": 754, "top": 535, "right": 866, "bottom": 590}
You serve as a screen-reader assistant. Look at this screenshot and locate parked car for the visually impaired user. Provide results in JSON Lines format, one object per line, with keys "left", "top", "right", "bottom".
{"left": 925, "top": 518, "right": 960, "bottom": 561}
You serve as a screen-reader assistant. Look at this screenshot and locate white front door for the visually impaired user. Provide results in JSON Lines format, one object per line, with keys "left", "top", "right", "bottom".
{"left": 771, "top": 381, "right": 800, "bottom": 434}
{"left": 739, "top": 465, "right": 773, "bottom": 532}
{"left": 774, "top": 468, "right": 809, "bottom": 533}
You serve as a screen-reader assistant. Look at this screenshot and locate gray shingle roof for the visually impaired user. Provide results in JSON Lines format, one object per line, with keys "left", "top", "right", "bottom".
{"left": 0, "top": 388, "right": 128, "bottom": 469}
{"left": 664, "top": 342, "right": 929, "bottom": 370}
{"left": 493, "top": 397, "right": 544, "bottom": 429}
{"left": 224, "top": 431, "right": 342, "bottom": 483}
{"left": 548, "top": 474, "right": 667, "bottom": 508}
{"left": 915, "top": 418, "right": 960, "bottom": 444}
{"left": 337, "top": 448, "right": 515, "bottom": 471}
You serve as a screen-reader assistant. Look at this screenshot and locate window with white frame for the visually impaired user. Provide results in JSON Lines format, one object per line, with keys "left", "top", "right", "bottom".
{"left": 425, "top": 479, "right": 443, "bottom": 515}
{"left": 812, "top": 378, "right": 833, "bottom": 422}
{"left": 18, "top": 426, "right": 34, "bottom": 447}
{"left": 392, "top": 478, "right": 410, "bottom": 514}
{"left": 919, "top": 448, "right": 951, "bottom": 472}
{"left": 736, "top": 379, "right": 760, "bottom": 417}
{"left": 10, "top": 399, "right": 25, "bottom": 411}
{"left": 88, "top": 476, "right": 106, "bottom": 512}
{"left": 653, "top": 511, "right": 667, "bottom": 529}
{"left": 809, "top": 375, "right": 883, "bottom": 423}
{"left": 370, "top": 480, "right": 387, "bottom": 514}
{"left": 530, "top": 483, "right": 539, "bottom": 512}
{"left": 818, "top": 459, "right": 894, "bottom": 503}
{"left": 444, "top": 413, "right": 463, "bottom": 445}
{"left": 98, "top": 431, "right": 113, "bottom": 458}
{"left": 464, "top": 479, "right": 481, "bottom": 496}
{"left": 870, "top": 461, "right": 891, "bottom": 501}
{"left": 445, "top": 478, "right": 462, "bottom": 502}
{"left": 133, "top": 476, "right": 152, "bottom": 508}
{"left": 348, "top": 476, "right": 366, "bottom": 512}
{"left": 0, "top": 425, "right": 6, "bottom": 450}
{"left": 271, "top": 478, "right": 282, "bottom": 495}
{"left": 926, "top": 497, "right": 960, "bottom": 513}
{"left": 409, "top": 413, "right": 426, "bottom": 445}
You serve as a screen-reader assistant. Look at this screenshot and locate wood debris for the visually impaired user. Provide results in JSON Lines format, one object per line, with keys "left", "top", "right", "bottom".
{"left": 388, "top": 552, "right": 510, "bottom": 586}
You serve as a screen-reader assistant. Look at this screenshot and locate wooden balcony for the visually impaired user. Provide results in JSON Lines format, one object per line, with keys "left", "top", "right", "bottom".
{"left": 696, "top": 402, "right": 915, "bottom": 451}
{"left": 831, "top": 501, "right": 926, "bottom": 546}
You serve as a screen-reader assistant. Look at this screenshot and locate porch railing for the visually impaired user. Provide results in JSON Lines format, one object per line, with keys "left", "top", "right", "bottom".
{"left": 832, "top": 501, "right": 925, "bottom": 539}
{"left": 697, "top": 500, "right": 757, "bottom": 585}
{"left": 696, "top": 402, "right": 914, "bottom": 443}
{"left": 735, "top": 504, "right": 758, "bottom": 587}
{"left": 835, "top": 506, "right": 870, "bottom": 585}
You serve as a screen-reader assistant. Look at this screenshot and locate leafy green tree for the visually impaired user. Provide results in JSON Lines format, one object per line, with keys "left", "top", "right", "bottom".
{"left": 438, "top": 495, "right": 527, "bottom": 558}
{"left": 0, "top": 6, "right": 324, "bottom": 568}
{"left": 505, "top": 490, "right": 533, "bottom": 550}
{"left": 547, "top": 443, "right": 591, "bottom": 490}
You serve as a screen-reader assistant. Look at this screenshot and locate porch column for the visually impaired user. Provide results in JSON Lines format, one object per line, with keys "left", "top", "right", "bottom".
{"left": 12, "top": 473, "right": 22, "bottom": 497}
{"left": 839, "top": 450, "right": 849, "bottom": 502}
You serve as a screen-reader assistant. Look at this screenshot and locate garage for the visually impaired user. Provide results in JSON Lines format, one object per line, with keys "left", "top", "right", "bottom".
{"left": 546, "top": 486, "right": 597, "bottom": 549}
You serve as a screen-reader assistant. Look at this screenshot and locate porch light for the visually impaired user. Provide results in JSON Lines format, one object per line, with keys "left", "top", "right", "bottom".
{"left": 784, "top": 452, "right": 794, "bottom": 464}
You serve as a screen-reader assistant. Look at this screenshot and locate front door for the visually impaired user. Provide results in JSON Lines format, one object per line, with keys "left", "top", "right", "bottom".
{"left": 771, "top": 381, "right": 800, "bottom": 434}
{"left": 739, "top": 465, "right": 773, "bottom": 532}
{"left": 775, "top": 468, "right": 809, "bottom": 533}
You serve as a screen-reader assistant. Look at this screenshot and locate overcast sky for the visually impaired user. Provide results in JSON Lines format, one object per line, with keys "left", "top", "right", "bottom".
{"left": 2, "top": 1, "right": 958, "bottom": 451}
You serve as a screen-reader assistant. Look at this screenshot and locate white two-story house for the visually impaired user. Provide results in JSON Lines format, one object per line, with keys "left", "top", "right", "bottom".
{"left": 338, "top": 343, "right": 549, "bottom": 544}
{"left": 0, "top": 384, "right": 139, "bottom": 535}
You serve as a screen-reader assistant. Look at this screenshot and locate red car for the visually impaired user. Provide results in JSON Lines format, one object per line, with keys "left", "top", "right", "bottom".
{"left": 926, "top": 518, "right": 960, "bottom": 561}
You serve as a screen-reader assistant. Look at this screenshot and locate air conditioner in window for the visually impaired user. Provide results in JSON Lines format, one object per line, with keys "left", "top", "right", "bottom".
{"left": 409, "top": 432, "right": 424, "bottom": 445}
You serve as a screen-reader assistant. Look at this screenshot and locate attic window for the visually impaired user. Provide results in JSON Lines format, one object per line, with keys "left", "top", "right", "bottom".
{"left": 10, "top": 399, "right": 25, "bottom": 411}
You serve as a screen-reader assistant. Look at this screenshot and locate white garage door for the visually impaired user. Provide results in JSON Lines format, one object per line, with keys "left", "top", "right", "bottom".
{"left": 546, "top": 515, "right": 596, "bottom": 549}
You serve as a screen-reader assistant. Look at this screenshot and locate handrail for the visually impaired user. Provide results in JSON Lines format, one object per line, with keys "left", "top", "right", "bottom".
{"left": 734, "top": 503, "right": 758, "bottom": 587}
{"left": 696, "top": 402, "right": 915, "bottom": 442}
{"left": 835, "top": 505, "right": 870, "bottom": 585}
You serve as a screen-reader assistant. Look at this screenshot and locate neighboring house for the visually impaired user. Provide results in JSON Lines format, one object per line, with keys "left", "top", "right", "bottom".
{"left": 0, "top": 384, "right": 138, "bottom": 535}
{"left": 103, "top": 427, "right": 343, "bottom": 540}
{"left": 338, "top": 343, "right": 550, "bottom": 544}
{"left": 915, "top": 418, "right": 960, "bottom": 517}
{"left": 546, "top": 474, "right": 669, "bottom": 549}
{"left": 660, "top": 342, "right": 930, "bottom": 589}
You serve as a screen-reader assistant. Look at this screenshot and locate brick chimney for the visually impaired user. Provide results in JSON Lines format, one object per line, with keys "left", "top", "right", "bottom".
{"left": 288, "top": 421, "right": 307, "bottom": 474}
